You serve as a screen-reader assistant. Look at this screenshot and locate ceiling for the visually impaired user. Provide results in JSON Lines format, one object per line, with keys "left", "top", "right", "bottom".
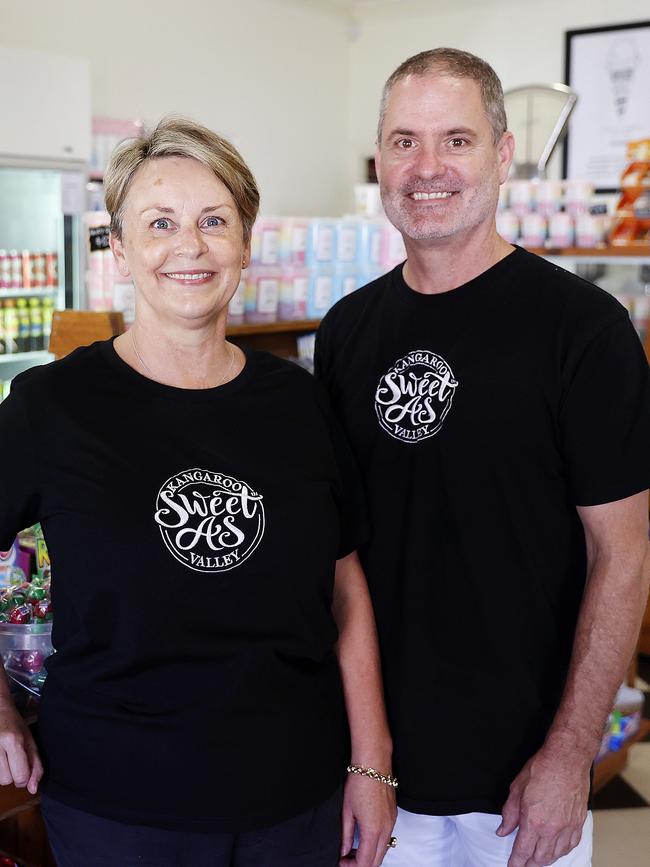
{"left": 308, "top": 0, "right": 504, "bottom": 17}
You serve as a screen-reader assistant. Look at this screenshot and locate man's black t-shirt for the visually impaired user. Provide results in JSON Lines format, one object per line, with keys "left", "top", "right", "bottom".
{"left": 315, "top": 247, "right": 650, "bottom": 817}
{"left": 0, "top": 341, "right": 367, "bottom": 831}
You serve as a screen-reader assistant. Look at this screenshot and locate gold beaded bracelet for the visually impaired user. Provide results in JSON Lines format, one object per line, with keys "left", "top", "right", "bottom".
{"left": 347, "top": 764, "right": 399, "bottom": 788}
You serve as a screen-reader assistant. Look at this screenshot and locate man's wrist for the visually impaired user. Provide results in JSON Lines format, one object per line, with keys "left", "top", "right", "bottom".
{"left": 542, "top": 726, "right": 599, "bottom": 769}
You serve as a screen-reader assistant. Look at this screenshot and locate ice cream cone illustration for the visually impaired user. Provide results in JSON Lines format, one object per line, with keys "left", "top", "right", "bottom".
{"left": 607, "top": 38, "right": 640, "bottom": 117}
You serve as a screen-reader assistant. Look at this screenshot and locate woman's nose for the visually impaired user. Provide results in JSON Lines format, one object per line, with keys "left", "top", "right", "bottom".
{"left": 174, "top": 224, "right": 208, "bottom": 257}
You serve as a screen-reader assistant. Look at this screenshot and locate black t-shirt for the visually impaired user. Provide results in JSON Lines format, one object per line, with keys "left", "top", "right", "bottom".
{"left": 315, "top": 246, "right": 650, "bottom": 817}
{"left": 0, "top": 341, "right": 367, "bottom": 831}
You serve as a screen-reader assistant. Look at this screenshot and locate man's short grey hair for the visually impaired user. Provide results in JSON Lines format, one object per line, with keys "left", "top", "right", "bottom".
{"left": 377, "top": 48, "right": 508, "bottom": 145}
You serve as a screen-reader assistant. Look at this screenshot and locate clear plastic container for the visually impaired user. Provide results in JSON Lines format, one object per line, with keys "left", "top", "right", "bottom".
{"left": 0, "top": 621, "right": 53, "bottom": 696}
{"left": 251, "top": 217, "right": 282, "bottom": 266}
{"left": 279, "top": 268, "right": 309, "bottom": 321}
{"left": 307, "top": 269, "right": 335, "bottom": 319}
{"left": 280, "top": 218, "right": 309, "bottom": 267}
{"left": 244, "top": 267, "right": 280, "bottom": 323}
{"left": 306, "top": 219, "right": 337, "bottom": 267}
{"left": 228, "top": 273, "right": 247, "bottom": 325}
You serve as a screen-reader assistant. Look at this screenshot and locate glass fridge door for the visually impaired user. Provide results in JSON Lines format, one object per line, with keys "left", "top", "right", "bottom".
{"left": 0, "top": 165, "right": 79, "bottom": 394}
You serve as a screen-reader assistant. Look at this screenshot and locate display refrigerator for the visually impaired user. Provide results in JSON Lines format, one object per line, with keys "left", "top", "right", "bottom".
{"left": 0, "top": 161, "right": 87, "bottom": 394}
{"left": 0, "top": 43, "right": 91, "bottom": 396}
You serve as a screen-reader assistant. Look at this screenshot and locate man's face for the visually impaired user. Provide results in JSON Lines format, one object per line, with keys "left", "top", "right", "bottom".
{"left": 376, "top": 73, "right": 513, "bottom": 244}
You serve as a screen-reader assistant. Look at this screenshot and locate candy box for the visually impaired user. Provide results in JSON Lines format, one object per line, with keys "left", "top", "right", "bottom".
{"left": 0, "top": 622, "right": 53, "bottom": 695}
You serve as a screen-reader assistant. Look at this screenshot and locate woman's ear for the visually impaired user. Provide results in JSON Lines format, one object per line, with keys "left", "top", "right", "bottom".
{"left": 109, "top": 232, "right": 131, "bottom": 278}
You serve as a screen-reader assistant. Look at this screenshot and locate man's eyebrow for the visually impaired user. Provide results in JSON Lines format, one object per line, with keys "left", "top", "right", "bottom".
{"left": 387, "top": 128, "right": 418, "bottom": 138}
{"left": 385, "top": 126, "right": 478, "bottom": 139}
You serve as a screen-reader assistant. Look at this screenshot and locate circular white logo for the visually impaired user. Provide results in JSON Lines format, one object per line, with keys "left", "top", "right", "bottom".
{"left": 375, "top": 350, "right": 459, "bottom": 443}
{"left": 154, "top": 468, "right": 265, "bottom": 573}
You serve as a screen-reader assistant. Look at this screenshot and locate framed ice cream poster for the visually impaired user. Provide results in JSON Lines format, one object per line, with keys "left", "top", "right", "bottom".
{"left": 563, "top": 20, "right": 650, "bottom": 191}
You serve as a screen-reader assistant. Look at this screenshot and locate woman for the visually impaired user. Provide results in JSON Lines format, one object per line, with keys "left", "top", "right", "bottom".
{"left": 0, "top": 117, "right": 396, "bottom": 866}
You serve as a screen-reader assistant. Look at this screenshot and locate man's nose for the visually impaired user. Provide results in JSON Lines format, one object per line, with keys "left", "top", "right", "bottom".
{"left": 413, "top": 144, "right": 445, "bottom": 178}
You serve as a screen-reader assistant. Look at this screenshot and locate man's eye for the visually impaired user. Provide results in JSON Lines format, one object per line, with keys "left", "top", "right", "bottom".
{"left": 152, "top": 218, "right": 172, "bottom": 230}
{"left": 397, "top": 139, "right": 414, "bottom": 149}
{"left": 450, "top": 138, "right": 466, "bottom": 148}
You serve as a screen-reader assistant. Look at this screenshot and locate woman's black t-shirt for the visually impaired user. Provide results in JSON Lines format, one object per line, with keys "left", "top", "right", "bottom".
{"left": 0, "top": 341, "right": 367, "bottom": 831}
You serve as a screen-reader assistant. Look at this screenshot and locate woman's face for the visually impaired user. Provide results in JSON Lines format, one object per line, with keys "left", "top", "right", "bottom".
{"left": 111, "top": 156, "right": 248, "bottom": 326}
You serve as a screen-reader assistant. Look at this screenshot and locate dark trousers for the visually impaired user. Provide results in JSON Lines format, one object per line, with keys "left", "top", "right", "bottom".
{"left": 41, "top": 788, "right": 342, "bottom": 867}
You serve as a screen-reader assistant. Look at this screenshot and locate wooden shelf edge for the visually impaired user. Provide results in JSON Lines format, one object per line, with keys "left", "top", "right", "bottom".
{"left": 226, "top": 318, "right": 320, "bottom": 336}
{"left": 527, "top": 245, "right": 650, "bottom": 257}
{"left": 593, "top": 718, "right": 650, "bottom": 793}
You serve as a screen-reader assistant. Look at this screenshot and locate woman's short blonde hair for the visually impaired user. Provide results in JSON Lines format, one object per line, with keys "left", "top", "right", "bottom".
{"left": 104, "top": 116, "right": 260, "bottom": 244}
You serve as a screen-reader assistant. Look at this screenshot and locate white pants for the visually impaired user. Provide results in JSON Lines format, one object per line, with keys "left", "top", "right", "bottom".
{"left": 384, "top": 808, "right": 593, "bottom": 866}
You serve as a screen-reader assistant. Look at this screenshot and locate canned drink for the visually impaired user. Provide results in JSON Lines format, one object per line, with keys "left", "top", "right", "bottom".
{"left": 32, "top": 253, "right": 46, "bottom": 288}
{"left": 0, "top": 251, "right": 10, "bottom": 290}
{"left": 21, "top": 250, "right": 32, "bottom": 290}
{"left": 45, "top": 252, "right": 58, "bottom": 287}
{"left": 8, "top": 251, "right": 22, "bottom": 290}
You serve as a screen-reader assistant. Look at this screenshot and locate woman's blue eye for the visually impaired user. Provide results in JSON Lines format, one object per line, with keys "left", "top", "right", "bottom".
{"left": 152, "top": 218, "right": 171, "bottom": 230}
{"left": 204, "top": 216, "right": 223, "bottom": 228}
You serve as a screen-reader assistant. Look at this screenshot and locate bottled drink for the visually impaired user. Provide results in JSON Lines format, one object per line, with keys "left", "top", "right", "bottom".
{"left": 29, "top": 298, "right": 44, "bottom": 351}
{"left": 3, "top": 300, "right": 19, "bottom": 354}
{"left": 16, "top": 297, "right": 30, "bottom": 352}
{"left": 42, "top": 297, "right": 54, "bottom": 351}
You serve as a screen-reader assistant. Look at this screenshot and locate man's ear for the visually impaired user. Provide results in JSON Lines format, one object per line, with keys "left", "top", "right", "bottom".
{"left": 374, "top": 147, "right": 382, "bottom": 185}
{"left": 497, "top": 131, "right": 515, "bottom": 184}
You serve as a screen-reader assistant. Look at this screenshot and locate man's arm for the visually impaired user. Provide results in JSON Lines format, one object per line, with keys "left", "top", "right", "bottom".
{"left": 500, "top": 490, "right": 650, "bottom": 867}
{"left": 333, "top": 551, "right": 396, "bottom": 867}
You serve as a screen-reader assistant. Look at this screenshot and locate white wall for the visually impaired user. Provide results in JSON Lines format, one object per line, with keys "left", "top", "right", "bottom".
{"left": 1, "top": 0, "right": 352, "bottom": 216}
{"left": 348, "top": 0, "right": 650, "bottom": 182}
{"left": 3, "top": 0, "right": 649, "bottom": 212}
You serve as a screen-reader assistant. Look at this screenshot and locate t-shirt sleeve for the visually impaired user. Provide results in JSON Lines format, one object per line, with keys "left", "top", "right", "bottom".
{"left": 313, "top": 316, "right": 367, "bottom": 556}
{"left": 313, "top": 314, "right": 333, "bottom": 388}
{"left": 0, "top": 387, "right": 41, "bottom": 550}
{"left": 560, "top": 314, "right": 650, "bottom": 506}
{"left": 329, "top": 409, "right": 370, "bottom": 559}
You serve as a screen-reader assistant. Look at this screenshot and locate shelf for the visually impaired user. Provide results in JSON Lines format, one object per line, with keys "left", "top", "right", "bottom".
{"left": 226, "top": 319, "right": 320, "bottom": 336}
{"left": 0, "top": 351, "right": 52, "bottom": 364}
{"left": 0, "top": 288, "right": 59, "bottom": 299}
{"left": 528, "top": 246, "right": 650, "bottom": 265}
{"left": 593, "top": 718, "right": 650, "bottom": 793}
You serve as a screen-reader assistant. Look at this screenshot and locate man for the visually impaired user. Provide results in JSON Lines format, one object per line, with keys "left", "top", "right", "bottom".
{"left": 315, "top": 49, "right": 650, "bottom": 867}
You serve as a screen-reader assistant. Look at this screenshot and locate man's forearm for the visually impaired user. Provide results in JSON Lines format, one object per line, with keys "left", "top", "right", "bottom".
{"left": 545, "top": 532, "right": 649, "bottom": 764}
{"left": 333, "top": 552, "right": 393, "bottom": 769}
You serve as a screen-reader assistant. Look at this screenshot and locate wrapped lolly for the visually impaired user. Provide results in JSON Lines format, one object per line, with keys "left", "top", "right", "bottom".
{"left": 8, "top": 591, "right": 26, "bottom": 608}
{"left": 33, "top": 599, "right": 53, "bottom": 622}
{"left": 0, "top": 590, "right": 13, "bottom": 613}
{"left": 20, "top": 649, "right": 44, "bottom": 674}
{"left": 9, "top": 604, "right": 32, "bottom": 624}
{"left": 27, "top": 583, "right": 47, "bottom": 606}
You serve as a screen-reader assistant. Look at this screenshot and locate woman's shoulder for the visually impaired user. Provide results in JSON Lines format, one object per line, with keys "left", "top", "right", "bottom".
{"left": 250, "top": 350, "right": 316, "bottom": 386}
{"left": 11, "top": 340, "right": 111, "bottom": 397}
{"left": 249, "top": 349, "right": 332, "bottom": 409}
